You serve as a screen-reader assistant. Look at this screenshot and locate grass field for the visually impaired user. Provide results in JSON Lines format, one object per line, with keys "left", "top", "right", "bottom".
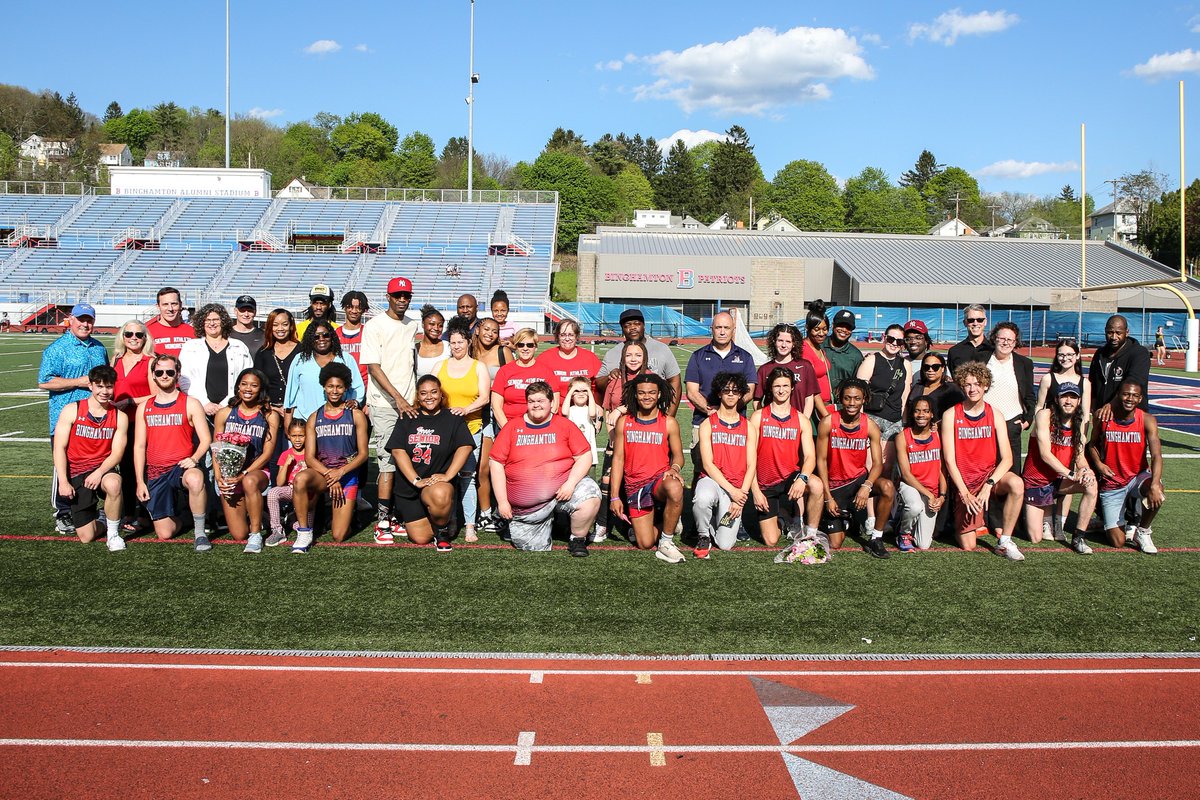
{"left": 1, "top": 332, "right": 1198, "bottom": 656}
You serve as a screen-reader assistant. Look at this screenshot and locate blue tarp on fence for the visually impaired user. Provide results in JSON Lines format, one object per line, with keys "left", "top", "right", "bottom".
{"left": 557, "top": 302, "right": 710, "bottom": 338}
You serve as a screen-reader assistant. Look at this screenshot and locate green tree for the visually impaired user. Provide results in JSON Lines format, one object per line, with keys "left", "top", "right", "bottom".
{"left": 708, "top": 125, "right": 761, "bottom": 224}
{"left": 544, "top": 127, "right": 588, "bottom": 160}
{"left": 654, "top": 139, "right": 702, "bottom": 217}
{"left": 923, "top": 166, "right": 981, "bottom": 225}
{"left": 523, "top": 151, "right": 617, "bottom": 252}
{"left": 611, "top": 163, "right": 655, "bottom": 222}
{"left": 843, "top": 167, "right": 927, "bottom": 233}
{"left": 104, "top": 108, "right": 158, "bottom": 159}
{"left": 769, "top": 159, "right": 844, "bottom": 231}
{"left": 899, "top": 149, "right": 943, "bottom": 193}
{"left": 151, "top": 102, "right": 186, "bottom": 149}
{"left": 0, "top": 131, "right": 18, "bottom": 179}
{"left": 343, "top": 112, "right": 399, "bottom": 153}
{"left": 590, "top": 135, "right": 628, "bottom": 177}
{"left": 1139, "top": 180, "right": 1200, "bottom": 269}
{"left": 395, "top": 131, "right": 437, "bottom": 187}
{"left": 330, "top": 120, "right": 389, "bottom": 161}
{"left": 638, "top": 135, "right": 663, "bottom": 180}
{"left": 1058, "top": 184, "right": 1077, "bottom": 202}
{"left": 278, "top": 121, "right": 333, "bottom": 183}
{"left": 102, "top": 102, "right": 122, "bottom": 124}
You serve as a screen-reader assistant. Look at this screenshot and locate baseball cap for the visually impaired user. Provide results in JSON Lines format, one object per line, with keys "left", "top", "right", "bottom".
{"left": 903, "top": 319, "right": 929, "bottom": 336}
{"left": 831, "top": 309, "right": 856, "bottom": 330}
{"left": 387, "top": 276, "right": 413, "bottom": 295}
{"left": 309, "top": 284, "right": 333, "bottom": 301}
{"left": 70, "top": 303, "right": 96, "bottom": 319}
{"left": 1057, "top": 381, "right": 1082, "bottom": 397}
{"left": 234, "top": 295, "right": 256, "bottom": 310}
{"left": 619, "top": 308, "right": 644, "bottom": 324}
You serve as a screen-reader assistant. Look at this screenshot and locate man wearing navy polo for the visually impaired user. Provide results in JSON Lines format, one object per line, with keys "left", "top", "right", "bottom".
{"left": 684, "top": 311, "right": 758, "bottom": 461}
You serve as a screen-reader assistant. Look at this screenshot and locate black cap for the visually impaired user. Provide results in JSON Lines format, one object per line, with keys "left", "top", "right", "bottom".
{"left": 234, "top": 295, "right": 256, "bottom": 310}
{"left": 619, "top": 309, "right": 645, "bottom": 324}
{"left": 832, "top": 309, "right": 856, "bottom": 330}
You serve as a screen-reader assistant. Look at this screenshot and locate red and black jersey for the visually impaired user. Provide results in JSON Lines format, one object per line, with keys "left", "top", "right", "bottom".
{"left": 66, "top": 400, "right": 117, "bottom": 478}
{"left": 903, "top": 428, "right": 942, "bottom": 495}
{"left": 951, "top": 402, "right": 999, "bottom": 487}
{"left": 704, "top": 412, "right": 749, "bottom": 486}
{"left": 143, "top": 393, "right": 194, "bottom": 480}
{"left": 1023, "top": 422, "right": 1077, "bottom": 489}
{"left": 1098, "top": 409, "right": 1149, "bottom": 491}
{"left": 826, "top": 410, "right": 870, "bottom": 488}
{"left": 622, "top": 412, "right": 670, "bottom": 491}
{"left": 757, "top": 408, "right": 803, "bottom": 488}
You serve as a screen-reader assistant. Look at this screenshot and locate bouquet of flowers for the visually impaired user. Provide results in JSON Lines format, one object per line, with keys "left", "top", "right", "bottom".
{"left": 211, "top": 432, "right": 251, "bottom": 495}
{"left": 774, "top": 526, "right": 831, "bottom": 566}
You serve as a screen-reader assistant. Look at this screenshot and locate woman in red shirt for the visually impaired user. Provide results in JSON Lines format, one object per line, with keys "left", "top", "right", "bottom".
{"left": 800, "top": 301, "right": 834, "bottom": 413}
{"left": 1022, "top": 382, "right": 1097, "bottom": 553}
{"left": 112, "top": 319, "right": 154, "bottom": 533}
{"left": 896, "top": 396, "right": 945, "bottom": 551}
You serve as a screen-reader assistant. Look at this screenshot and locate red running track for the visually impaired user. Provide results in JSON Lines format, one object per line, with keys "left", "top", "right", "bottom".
{"left": 1, "top": 650, "right": 1198, "bottom": 799}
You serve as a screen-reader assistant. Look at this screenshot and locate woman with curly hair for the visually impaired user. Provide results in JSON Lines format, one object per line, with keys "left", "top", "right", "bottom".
{"left": 178, "top": 303, "right": 253, "bottom": 418}
{"left": 282, "top": 319, "right": 365, "bottom": 424}
{"left": 756, "top": 322, "right": 822, "bottom": 417}
{"left": 212, "top": 368, "right": 280, "bottom": 552}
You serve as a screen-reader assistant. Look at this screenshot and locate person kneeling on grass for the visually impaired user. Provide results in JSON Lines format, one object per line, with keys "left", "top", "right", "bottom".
{"left": 607, "top": 373, "right": 686, "bottom": 563}
{"left": 895, "top": 396, "right": 945, "bottom": 552}
{"left": 1022, "top": 382, "right": 1098, "bottom": 554}
{"left": 389, "top": 375, "right": 475, "bottom": 553}
{"left": 264, "top": 418, "right": 308, "bottom": 548}
{"left": 941, "top": 361, "right": 1025, "bottom": 561}
{"left": 52, "top": 365, "right": 128, "bottom": 551}
{"left": 291, "top": 363, "right": 369, "bottom": 553}
{"left": 1086, "top": 381, "right": 1165, "bottom": 554}
{"left": 816, "top": 378, "right": 895, "bottom": 558}
{"left": 134, "top": 355, "right": 212, "bottom": 550}
{"left": 693, "top": 371, "right": 757, "bottom": 557}
{"left": 749, "top": 367, "right": 825, "bottom": 550}
{"left": 212, "top": 369, "right": 280, "bottom": 554}
{"left": 489, "top": 381, "right": 600, "bottom": 556}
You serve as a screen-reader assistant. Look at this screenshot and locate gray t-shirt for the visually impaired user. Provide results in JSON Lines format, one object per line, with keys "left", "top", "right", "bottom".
{"left": 600, "top": 336, "right": 681, "bottom": 380}
{"left": 230, "top": 325, "right": 265, "bottom": 356}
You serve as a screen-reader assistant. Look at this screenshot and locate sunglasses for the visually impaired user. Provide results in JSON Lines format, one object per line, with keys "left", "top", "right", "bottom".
{"left": 884, "top": 336, "right": 904, "bottom": 345}
{"left": 515, "top": 342, "right": 537, "bottom": 349}
{"left": 389, "top": 292, "right": 412, "bottom": 300}
{"left": 719, "top": 387, "right": 741, "bottom": 395}
{"left": 313, "top": 332, "right": 333, "bottom": 340}
{"left": 153, "top": 369, "right": 177, "bottom": 378}
{"left": 922, "top": 363, "right": 944, "bottom": 371}
{"left": 966, "top": 317, "right": 986, "bottom": 324}
{"left": 122, "top": 331, "right": 146, "bottom": 339}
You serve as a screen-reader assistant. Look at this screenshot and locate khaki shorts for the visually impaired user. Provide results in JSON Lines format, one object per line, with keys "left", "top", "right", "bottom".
{"left": 369, "top": 400, "right": 398, "bottom": 474}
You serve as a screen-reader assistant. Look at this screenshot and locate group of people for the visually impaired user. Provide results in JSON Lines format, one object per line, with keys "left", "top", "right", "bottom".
{"left": 40, "top": 286, "right": 1168, "bottom": 562}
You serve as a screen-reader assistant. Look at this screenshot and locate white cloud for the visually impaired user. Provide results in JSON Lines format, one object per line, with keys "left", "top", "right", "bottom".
{"left": 353, "top": 43, "right": 372, "bottom": 53}
{"left": 595, "top": 60, "right": 623, "bottom": 71}
{"left": 1190, "top": 14, "right": 1200, "bottom": 32}
{"left": 976, "top": 159, "right": 1078, "bottom": 179}
{"left": 1132, "top": 48, "right": 1200, "bottom": 80}
{"left": 860, "top": 33, "right": 882, "bottom": 45}
{"left": 633, "top": 26, "right": 873, "bottom": 115}
{"left": 247, "top": 107, "right": 284, "bottom": 120}
{"left": 908, "top": 9, "right": 1018, "bottom": 46}
{"left": 304, "top": 39, "right": 341, "bottom": 55}
{"left": 658, "top": 129, "right": 729, "bottom": 151}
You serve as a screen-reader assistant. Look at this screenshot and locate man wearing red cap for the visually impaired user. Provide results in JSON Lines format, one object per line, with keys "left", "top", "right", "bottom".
{"left": 360, "top": 276, "right": 419, "bottom": 542}
{"left": 903, "top": 319, "right": 931, "bottom": 390}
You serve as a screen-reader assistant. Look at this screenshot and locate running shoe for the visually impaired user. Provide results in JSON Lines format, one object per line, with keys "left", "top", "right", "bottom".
{"left": 476, "top": 508, "right": 497, "bottom": 533}
{"left": 897, "top": 532, "right": 915, "bottom": 553}
{"left": 655, "top": 538, "right": 685, "bottom": 563}
{"left": 54, "top": 514, "right": 74, "bottom": 535}
{"left": 693, "top": 534, "right": 712, "bottom": 560}
{"left": 1135, "top": 527, "right": 1158, "bottom": 554}
{"left": 1042, "top": 519, "right": 1053, "bottom": 542}
{"left": 862, "top": 538, "right": 890, "bottom": 559}
{"left": 393, "top": 521, "right": 407, "bottom": 538}
{"left": 567, "top": 537, "right": 589, "bottom": 558}
{"left": 265, "top": 529, "right": 288, "bottom": 548}
{"left": 435, "top": 538, "right": 453, "bottom": 553}
{"left": 1071, "top": 535, "right": 1093, "bottom": 555}
{"left": 194, "top": 534, "right": 212, "bottom": 553}
{"left": 994, "top": 540, "right": 1025, "bottom": 561}
{"left": 106, "top": 532, "right": 126, "bottom": 552}
{"left": 373, "top": 520, "right": 394, "bottom": 545}
{"left": 243, "top": 532, "right": 263, "bottom": 554}
{"left": 291, "top": 529, "right": 314, "bottom": 554}
{"left": 1124, "top": 523, "right": 1137, "bottom": 544}
{"left": 589, "top": 525, "right": 608, "bottom": 544}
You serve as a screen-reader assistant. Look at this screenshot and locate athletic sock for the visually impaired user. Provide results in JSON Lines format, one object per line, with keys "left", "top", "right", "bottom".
{"left": 806, "top": 526, "right": 821, "bottom": 539}
{"left": 998, "top": 534, "right": 1012, "bottom": 546}
{"left": 865, "top": 516, "right": 876, "bottom": 535}
{"left": 1058, "top": 515, "right": 1068, "bottom": 531}
{"left": 871, "top": 529, "right": 884, "bottom": 539}
{"left": 106, "top": 517, "right": 120, "bottom": 539}
{"left": 658, "top": 532, "right": 674, "bottom": 546}
{"left": 193, "top": 514, "right": 207, "bottom": 537}
{"left": 376, "top": 501, "right": 391, "bottom": 523}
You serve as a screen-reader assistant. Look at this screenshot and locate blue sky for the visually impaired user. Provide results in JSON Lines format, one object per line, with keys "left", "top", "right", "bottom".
{"left": 5, "top": 1, "right": 1200, "bottom": 201}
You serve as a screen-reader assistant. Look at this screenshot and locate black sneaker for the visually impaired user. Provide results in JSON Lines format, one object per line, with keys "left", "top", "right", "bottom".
{"left": 567, "top": 537, "right": 589, "bottom": 558}
{"left": 694, "top": 534, "right": 712, "bottom": 560}
{"left": 435, "top": 538, "right": 452, "bottom": 553}
{"left": 496, "top": 518, "right": 511, "bottom": 543}
{"left": 862, "top": 538, "right": 890, "bottom": 559}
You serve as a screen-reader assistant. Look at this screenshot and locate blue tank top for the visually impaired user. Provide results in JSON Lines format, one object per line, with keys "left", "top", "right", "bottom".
{"left": 222, "top": 407, "right": 268, "bottom": 462}
{"left": 313, "top": 405, "right": 357, "bottom": 468}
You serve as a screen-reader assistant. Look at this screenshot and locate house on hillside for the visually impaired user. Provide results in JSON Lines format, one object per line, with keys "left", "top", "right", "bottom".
{"left": 709, "top": 213, "right": 731, "bottom": 230}
{"left": 19, "top": 135, "right": 76, "bottom": 166}
{"left": 680, "top": 215, "right": 705, "bottom": 230}
{"left": 755, "top": 215, "right": 799, "bottom": 233}
{"left": 144, "top": 150, "right": 187, "bottom": 168}
{"left": 98, "top": 143, "right": 132, "bottom": 168}
{"left": 928, "top": 216, "right": 978, "bottom": 237}
{"left": 1005, "top": 216, "right": 1065, "bottom": 240}
{"left": 277, "top": 176, "right": 333, "bottom": 200}
{"left": 633, "top": 209, "right": 673, "bottom": 228}
{"left": 1087, "top": 199, "right": 1138, "bottom": 245}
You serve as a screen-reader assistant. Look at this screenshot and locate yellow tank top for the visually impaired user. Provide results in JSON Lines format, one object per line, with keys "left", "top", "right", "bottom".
{"left": 437, "top": 357, "right": 483, "bottom": 434}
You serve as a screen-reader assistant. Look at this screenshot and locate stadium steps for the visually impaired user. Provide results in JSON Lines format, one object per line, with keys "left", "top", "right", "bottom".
{"left": 0, "top": 248, "right": 34, "bottom": 284}
{"left": 88, "top": 248, "right": 144, "bottom": 299}
{"left": 206, "top": 249, "right": 249, "bottom": 300}
{"left": 148, "top": 199, "right": 189, "bottom": 239}
{"left": 52, "top": 194, "right": 95, "bottom": 233}
{"left": 343, "top": 251, "right": 376, "bottom": 292}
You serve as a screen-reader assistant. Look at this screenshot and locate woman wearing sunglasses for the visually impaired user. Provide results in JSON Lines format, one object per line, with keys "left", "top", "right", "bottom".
{"left": 491, "top": 329, "right": 557, "bottom": 428}
{"left": 904, "top": 352, "right": 963, "bottom": 424}
{"left": 855, "top": 323, "right": 913, "bottom": 477}
{"left": 112, "top": 320, "right": 155, "bottom": 533}
{"left": 282, "top": 320, "right": 365, "bottom": 426}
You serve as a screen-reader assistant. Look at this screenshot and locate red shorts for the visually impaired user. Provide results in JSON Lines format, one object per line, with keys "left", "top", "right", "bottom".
{"left": 954, "top": 476, "right": 989, "bottom": 535}
{"left": 625, "top": 477, "right": 661, "bottom": 519}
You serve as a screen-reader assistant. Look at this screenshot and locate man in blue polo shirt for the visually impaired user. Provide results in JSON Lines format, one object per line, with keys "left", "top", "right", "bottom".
{"left": 685, "top": 311, "right": 757, "bottom": 452}
{"left": 38, "top": 302, "right": 109, "bottom": 532}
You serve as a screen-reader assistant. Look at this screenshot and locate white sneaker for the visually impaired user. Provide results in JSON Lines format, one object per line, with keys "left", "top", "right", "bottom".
{"left": 1042, "top": 520, "right": 1052, "bottom": 542}
{"left": 589, "top": 525, "right": 608, "bottom": 543}
{"left": 656, "top": 537, "right": 685, "bottom": 563}
{"left": 1135, "top": 527, "right": 1158, "bottom": 554}
{"left": 54, "top": 515, "right": 74, "bottom": 535}
{"left": 1071, "top": 536, "right": 1093, "bottom": 555}
{"left": 1124, "top": 524, "right": 1137, "bottom": 544}
{"left": 995, "top": 540, "right": 1025, "bottom": 561}
{"left": 106, "top": 533, "right": 126, "bottom": 552}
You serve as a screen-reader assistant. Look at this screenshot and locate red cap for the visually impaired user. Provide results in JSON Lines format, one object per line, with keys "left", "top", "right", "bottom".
{"left": 903, "top": 319, "right": 928, "bottom": 336}
{"left": 387, "top": 277, "right": 413, "bottom": 294}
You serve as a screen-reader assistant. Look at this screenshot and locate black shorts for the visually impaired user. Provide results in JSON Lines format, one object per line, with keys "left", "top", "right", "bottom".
{"left": 61, "top": 470, "right": 117, "bottom": 528}
{"left": 821, "top": 474, "right": 869, "bottom": 531}
{"left": 146, "top": 465, "right": 187, "bottom": 521}
{"left": 392, "top": 480, "right": 456, "bottom": 525}
{"left": 758, "top": 479, "right": 797, "bottom": 522}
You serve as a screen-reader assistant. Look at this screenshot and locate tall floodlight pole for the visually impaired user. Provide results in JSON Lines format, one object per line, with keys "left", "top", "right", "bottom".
{"left": 225, "top": 0, "right": 230, "bottom": 169}
{"left": 466, "top": 0, "right": 476, "bottom": 202}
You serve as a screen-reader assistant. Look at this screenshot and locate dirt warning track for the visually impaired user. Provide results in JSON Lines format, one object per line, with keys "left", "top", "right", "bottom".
{"left": 1, "top": 650, "right": 1197, "bottom": 799}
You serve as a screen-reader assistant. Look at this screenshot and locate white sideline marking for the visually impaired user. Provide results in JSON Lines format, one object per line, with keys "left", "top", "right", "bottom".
{"left": 0, "top": 391, "right": 41, "bottom": 397}
{"left": 1162, "top": 454, "right": 1200, "bottom": 458}
{"left": 514, "top": 731, "right": 535, "bottom": 765}
{"left": 0, "top": 399, "right": 47, "bottom": 411}
{"left": 0, "top": 431, "right": 23, "bottom": 438}
{"left": 647, "top": 733, "right": 665, "bottom": 766}
{"left": 0, "top": 437, "right": 48, "bottom": 443}
{"left": 3, "top": 661, "right": 1198, "bottom": 678}
{"left": 529, "top": 671, "right": 543, "bottom": 684}
{"left": 0, "top": 737, "right": 1196, "bottom": 753}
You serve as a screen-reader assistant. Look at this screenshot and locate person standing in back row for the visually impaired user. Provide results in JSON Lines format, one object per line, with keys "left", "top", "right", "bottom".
{"left": 596, "top": 309, "right": 682, "bottom": 416}
{"left": 823, "top": 309, "right": 863, "bottom": 400}
{"left": 947, "top": 304, "right": 992, "bottom": 374}
{"left": 229, "top": 295, "right": 265, "bottom": 355}
{"left": 1090, "top": 314, "right": 1151, "bottom": 424}
{"left": 146, "top": 287, "right": 196, "bottom": 357}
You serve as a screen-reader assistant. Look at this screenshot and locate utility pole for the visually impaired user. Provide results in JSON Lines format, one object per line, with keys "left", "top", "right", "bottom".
{"left": 987, "top": 201, "right": 1001, "bottom": 235}
{"left": 225, "top": 0, "right": 230, "bottom": 170}
{"left": 466, "top": 0, "right": 477, "bottom": 202}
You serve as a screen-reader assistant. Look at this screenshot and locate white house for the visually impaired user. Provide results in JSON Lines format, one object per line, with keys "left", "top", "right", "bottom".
{"left": 144, "top": 150, "right": 186, "bottom": 168}
{"left": 1006, "top": 216, "right": 1065, "bottom": 240}
{"left": 98, "top": 143, "right": 132, "bottom": 168}
{"left": 680, "top": 215, "right": 705, "bottom": 230}
{"left": 633, "top": 209, "right": 672, "bottom": 228}
{"left": 276, "top": 176, "right": 332, "bottom": 200}
{"left": 1088, "top": 199, "right": 1138, "bottom": 245}
{"left": 709, "top": 213, "right": 731, "bottom": 230}
{"left": 755, "top": 215, "right": 799, "bottom": 233}
{"left": 19, "top": 135, "right": 76, "bottom": 166}
{"left": 928, "top": 217, "right": 978, "bottom": 237}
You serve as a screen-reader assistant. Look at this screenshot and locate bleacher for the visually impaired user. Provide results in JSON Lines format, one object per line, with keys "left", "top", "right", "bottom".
{"left": 0, "top": 248, "right": 122, "bottom": 303}
{"left": 103, "top": 250, "right": 233, "bottom": 303}
{"left": 270, "top": 200, "right": 386, "bottom": 237}
{"left": 162, "top": 198, "right": 271, "bottom": 244}
{"left": 59, "top": 196, "right": 176, "bottom": 240}
{"left": 388, "top": 202, "right": 499, "bottom": 249}
{"left": 0, "top": 194, "right": 80, "bottom": 227}
{"left": 224, "top": 252, "right": 358, "bottom": 308}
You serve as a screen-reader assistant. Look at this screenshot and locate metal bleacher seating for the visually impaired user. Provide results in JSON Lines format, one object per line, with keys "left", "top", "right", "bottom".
{"left": 224, "top": 252, "right": 358, "bottom": 308}
{"left": 161, "top": 198, "right": 270, "bottom": 245}
{"left": 0, "top": 194, "right": 81, "bottom": 227}
{"left": 0, "top": 248, "right": 121, "bottom": 303}
{"left": 270, "top": 200, "right": 386, "bottom": 236}
{"left": 59, "top": 196, "right": 175, "bottom": 241}
{"left": 103, "top": 250, "right": 233, "bottom": 304}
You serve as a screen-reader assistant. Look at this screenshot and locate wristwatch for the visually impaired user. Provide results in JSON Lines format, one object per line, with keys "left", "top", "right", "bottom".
{"left": 985, "top": 478, "right": 996, "bottom": 486}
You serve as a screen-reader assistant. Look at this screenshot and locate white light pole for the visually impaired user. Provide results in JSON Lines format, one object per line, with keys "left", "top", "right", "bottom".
{"left": 225, "top": 0, "right": 230, "bottom": 169}
{"left": 466, "top": 0, "right": 477, "bottom": 202}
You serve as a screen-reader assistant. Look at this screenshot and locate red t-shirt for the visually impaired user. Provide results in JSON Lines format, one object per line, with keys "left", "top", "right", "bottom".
{"left": 146, "top": 318, "right": 195, "bottom": 356}
{"left": 903, "top": 428, "right": 942, "bottom": 495}
{"left": 757, "top": 408, "right": 803, "bottom": 488}
{"left": 951, "top": 403, "right": 999, "bottom": 488}
{"left": 142, "top": 393, "right": 195, "bottom": 480}
{"left": 826, "top": 410, "right": 870, "bottom": 488}
{"left": 704, "top": 412, "right": 749, "bottom": 487}
{"left": 800, "top": 340, "right": 832, "bottom": 403}
{"left": 755, "top": 359, "right": 819, "bottom": 411}
{"left": 492, "top": 361, "right": 557, "bottom": 422}
{"left": 536, "top": 347, "right": 602, "bottom": 398}
{"left": 114, "top": 354, "right": 152, "bottom": 415}
{"left": 1023, "top": 422, "right": 1077, "bottom": 489}
{"left": 1098, "top": 409, "right": 1149, "bottom": 491}
{"left": 621, "top": 412, "right": 671, "bottom": 491}
{"left": 336, "top": 325, "right": 369, "bottom": 388}
{"left": 490, "top": 415, "right": 589, "bottom": 514}
{"left": 65, "top": 400, "right": 118, "bottom": 477}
